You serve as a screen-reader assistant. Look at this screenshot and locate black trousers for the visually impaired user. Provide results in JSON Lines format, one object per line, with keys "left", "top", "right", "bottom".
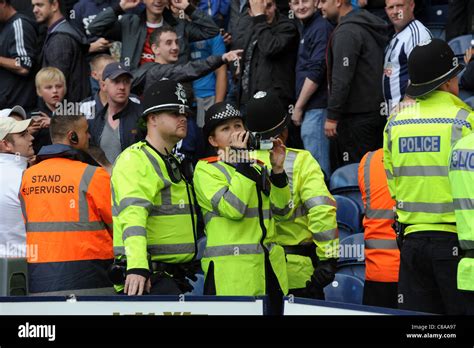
{"left": 330, "top": 113, "right": 385, "bottom": 172}
{"left": 363, "top": 280, "right": 398, "bottom": 309}
{"left": 446, "top": 0, "right": 474, "bottom": 42}
{"left": 462, "top": 291, "right": 474, "bottom": 315}
{"left": 397, "top": 231, "right": 464, "bottom": 314}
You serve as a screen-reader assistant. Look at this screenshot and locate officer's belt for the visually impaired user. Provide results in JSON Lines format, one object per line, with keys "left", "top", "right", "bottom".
{"left": 282, "top": 244, "right": 315, "bottom": 258}
{"left": 464, "top": 250, "right": 474, "bottom": 258}
{"left": 150, "top": 260, "right": 200, "bottom": 278}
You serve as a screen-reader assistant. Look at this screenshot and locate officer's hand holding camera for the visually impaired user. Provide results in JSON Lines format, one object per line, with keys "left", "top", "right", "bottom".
{"left": 269, "top": 138, "right": 286, "bottom": 174}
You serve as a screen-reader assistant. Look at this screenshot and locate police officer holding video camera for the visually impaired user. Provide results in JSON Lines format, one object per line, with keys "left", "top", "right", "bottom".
{"left": 193, "top": 94, "right": 292, "bottom": 314}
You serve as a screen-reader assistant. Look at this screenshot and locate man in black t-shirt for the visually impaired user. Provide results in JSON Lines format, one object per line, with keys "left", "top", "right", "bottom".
{"left": 0, "top": 0, "right": 38, "bottom": 110}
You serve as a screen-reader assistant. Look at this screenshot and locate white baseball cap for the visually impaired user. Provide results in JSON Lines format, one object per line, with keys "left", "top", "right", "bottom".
{"left": 0, "top": 117, "right": 32, "bottom": 141}
{"left": 0, "top": 105, "right": 27, "bottom": 120}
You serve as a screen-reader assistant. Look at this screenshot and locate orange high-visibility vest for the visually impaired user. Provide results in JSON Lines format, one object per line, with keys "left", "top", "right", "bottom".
{"left": 20, "top": 157, "right": 113, "bottom": 293}
{"left": 359, "top": 149, "right": 399, "bottom": 282}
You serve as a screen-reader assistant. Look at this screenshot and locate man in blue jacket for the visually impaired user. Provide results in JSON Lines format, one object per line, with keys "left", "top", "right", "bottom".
{"left": 290, "top": 0, "right": 333, "bottom": 179}
{"left": 88, "top": 62, "right": 143, "bottom": 163}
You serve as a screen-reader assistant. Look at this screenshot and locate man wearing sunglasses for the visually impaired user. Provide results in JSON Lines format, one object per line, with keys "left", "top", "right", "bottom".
{"left": 110, "top": 80, "right": 200, "bottom": 296}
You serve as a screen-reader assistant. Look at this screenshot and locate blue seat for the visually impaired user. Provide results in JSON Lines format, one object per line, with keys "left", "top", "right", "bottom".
{"left": 337, "top": 263, "right": 365, "bottom": 281}
{"left": 448, "top": 34, "right": 473, "bottom": 58}
{"left": 323, "top": 273, "right": 364, "bottom": 305}
{"left": 186, "top": 273, "right": 205, "bottom": 296}
{"left": 465, "top": 95, "right": 474, "bottom": 109}
{"left": 338, "top": 233, "right": 365, "bottom": 264}
{"left": 329, "top": 163, "right": 359, "bottom": 193}
{"left": 334, "top": 195, "right": 362, "bottom": 236}
{"left": 330, "top": 163, "right": 364, "bottom": 221}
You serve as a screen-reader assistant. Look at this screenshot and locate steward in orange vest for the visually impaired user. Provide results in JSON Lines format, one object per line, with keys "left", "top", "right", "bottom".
{"left": 20, "top": 115, "right": 114, "bottom": 295}
{"left": 358, "top": 148, "right": 399, "bottom": 308}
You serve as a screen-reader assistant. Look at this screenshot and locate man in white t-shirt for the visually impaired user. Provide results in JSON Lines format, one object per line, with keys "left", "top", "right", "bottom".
{"left": 0, "top": 107, "right": 34, "bottom": 258}
{"left": 383, "top": 0, "right": 431, "bottom": 113}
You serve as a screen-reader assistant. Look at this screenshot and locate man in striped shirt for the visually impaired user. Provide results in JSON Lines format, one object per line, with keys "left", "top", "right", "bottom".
{"left": 383, "top": 0, "right": 431, "bottom": 114}
{"left": 0, "top": 0, "right": 38, "bottom": 110}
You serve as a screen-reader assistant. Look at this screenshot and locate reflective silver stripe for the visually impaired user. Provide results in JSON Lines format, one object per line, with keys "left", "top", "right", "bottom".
{"left": 114, "top": 246, "right": 125, "bottom": 256}
{"left": 459, "top": 240, "right": 474, "bottom": 250}
{"left": 366, "top": 208, "right": 394, "bottom": 219}
{"left": 385, "top": 169, "right": 393, "bottom": 180}
{"left": 363, "top": 151, "right": 375, "bottom": 213}
{"left": 312, "top": 228, "right": 338, "bottom": 242}
{"left": 453, "top": 198, "right": 474, "bottom": 210}
{"left": 203, "top": 209, "right": 270, "bottom": 225}
{"left": 392, "top": 165, "right": 448, "bottom": 177}
{"left": 26, "top": 221, "right": 106, "bottom": 232}
{"left": 141, "top": 147, "right": 172, "bottom": 205}
{"left": 210, "top": 162, "right": 232, "bottom": 183}
{"left": 284, "top": 151, "right": 297, "bottom": 193}
{"left": 386, "top": 112, "right": 400, "bottom": 154}
{"left": 111, "top": 181, "right": 118, "bottom": 208}
{"left": 451, "top": 109, "right": 470, "bottom": 145}
{"left": 365, "top": 239, "right": 398, "bottom": 249}
{"left": 271, "top": 203, "right": 292, "bottom": 216}
{"left": 148, "top": 243, "right": 195, "bottom": 255}
{"left": 203, "top": 244, "right": 264, "bottom": 257}
{"left": 203, "top": 211, "right": 216, "bottom": 225}
{"left": 292, "top": 205, "right": 307, "bottom": 219}
{"left": 122, "top": 226, "right": 147, "bottom": 241}
{"left": 113, "top": 197, "right": 154, "bottom": 216}
{"left": 149, "top": 204, "right": 191, "bottom": 216}
{"left": 397, "top": 201, "right": 454, "bottom": 213}
{"left": 78, "top": 165, "right": 97, "bottom": 221}
{"left": 211, "top": 187, "right": 246, "bottom": 215}
{"left": 304, "top": 196, "right": 336, "bottom": 211}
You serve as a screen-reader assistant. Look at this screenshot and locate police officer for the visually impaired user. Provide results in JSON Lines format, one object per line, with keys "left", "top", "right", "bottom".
{"left": 193, "top": 99, "right": 291, "bottom": 314}
{"left": 250, "top": 91, "right": 339, "bottom": 299}
{"left": 449, "top": 132, "right": 474, "bottom": 314}
{"left": 383, "top": 38, "right": 474, "bottom": 314}
{"left": 111, "top": 80, "right": 199, "bottom": 296}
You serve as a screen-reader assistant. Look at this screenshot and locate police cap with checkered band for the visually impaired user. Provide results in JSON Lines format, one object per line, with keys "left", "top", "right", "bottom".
{"left": 203, "top": 102, "right": 243, "bottom": 139}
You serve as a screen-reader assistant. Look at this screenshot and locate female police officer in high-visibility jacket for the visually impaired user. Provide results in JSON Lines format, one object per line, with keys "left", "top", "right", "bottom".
{"left": 193, "top": 98, "right": 292, "bottom": 314}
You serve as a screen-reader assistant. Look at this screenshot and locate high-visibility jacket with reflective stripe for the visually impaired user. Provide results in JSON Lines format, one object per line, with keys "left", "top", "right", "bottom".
{"left": 193, "top": 156, "right": 291, "bottom": 296}
{"left": 383, "top": 91, "right": 474, "bottom": 234}
{"left": 111, "top": 142, "right": 197, "bottom": 289}
{"left": 256, "top": 148, "right": 338, "bottom": 289}
{"left": 359, "top": 149, "right": 399, "bottom": 282}
{"left": 20, "top": 156, "right": 113, "bottom": 293}
{"left": 449, "top": 133, "right": 474, "bottom": 291}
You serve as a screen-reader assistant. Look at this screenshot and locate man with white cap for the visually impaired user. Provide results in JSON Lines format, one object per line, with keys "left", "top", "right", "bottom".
{"left": 0, "top": 111, "right": 33, "bottom": 258}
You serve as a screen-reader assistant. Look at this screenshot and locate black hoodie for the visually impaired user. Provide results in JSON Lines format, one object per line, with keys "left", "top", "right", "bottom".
{"left": 327, "top": 9, "right": 389, "bottom": 121}
{"left": 41, "top": 19, "right": 91, "bottom": 103}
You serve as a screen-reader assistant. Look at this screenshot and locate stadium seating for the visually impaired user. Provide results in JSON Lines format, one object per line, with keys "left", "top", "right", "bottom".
{"left": 421, "top": 0, "right": 448, "bottom": 40}
{"left": 465, "top": 95, "right": 474, "bottom": 108}
{"left": 338, "top": 233, "right": 365, "bottom": 264}
{"left": 323, "top": 273, "right": 364, "bottom": 305}
{"left": 329, "top": 163, "right": 364, "bottom": 217}
{"left": 337, "top": 263, "right": 365, "bottom": 282}
{"left": 334, "top": 195, "right": 363, "bottom": 239}
{"left": 448, "top": 34, "right": 473, "bottom": 58}
{"left": 0, "top": 258, "right": 28, "bottom": 296}
{"left": 186, "top": 273, "right": 205, "bottom": 296}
